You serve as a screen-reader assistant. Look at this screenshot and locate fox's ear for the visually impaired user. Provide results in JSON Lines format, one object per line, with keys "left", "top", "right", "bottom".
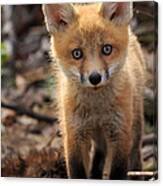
{"left": 42, "top": 4, "right": 76, "bottom": 33}
{"left": 99, "top": 2, "right": 133, "bottom": 26}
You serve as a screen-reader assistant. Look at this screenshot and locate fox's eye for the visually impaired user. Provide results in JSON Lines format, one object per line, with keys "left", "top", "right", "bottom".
{"left": 72, "top": 48, "right": 83, "bottom": 60}
{"left": 101, "top": 44, "right": 112, "bottom": 56}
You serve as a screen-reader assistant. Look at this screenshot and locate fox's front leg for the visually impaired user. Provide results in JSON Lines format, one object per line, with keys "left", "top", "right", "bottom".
{"left": 102, "top": 142, "right": 113, "bottom": 179}
{"left": 63, "top": 127, "right": 86, "bottom": 178}
{"left": 110, "top": 134, "right": 132, "bottom": 180}
{"left": 90, "top": 145, "right": 106, "bottom": 179}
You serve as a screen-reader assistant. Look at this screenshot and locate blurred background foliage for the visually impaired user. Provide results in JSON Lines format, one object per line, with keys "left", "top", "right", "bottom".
{"left": 1, "top": 2, "right": 157, "bottom": 179}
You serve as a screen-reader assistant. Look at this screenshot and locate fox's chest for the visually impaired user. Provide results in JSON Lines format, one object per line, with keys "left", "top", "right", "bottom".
{"left": 71, "top": 92, "right": 123, "bottom": 139}
{"left": 74, "top": 92, "right": 111, "bottom": 122}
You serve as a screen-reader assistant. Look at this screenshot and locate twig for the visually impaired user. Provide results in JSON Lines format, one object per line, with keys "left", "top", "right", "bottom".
{"left": 143, "top": 133, "right": 157, "bottom": 147}
{"left": 143, "top": 149, "right": 155, "bottom": 161}
{"left": 133, "top": 8, "right": 154, "bottom": 18}
{"left": 1, "top": 101, "right": 58, "bottom": 124}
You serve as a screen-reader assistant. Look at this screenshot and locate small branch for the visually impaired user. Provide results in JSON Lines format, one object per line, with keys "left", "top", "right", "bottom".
{"left": 143, "top": 133, "right": 157, "bottom": 147}
{"left": 143, "top": 149, "right": 155, "bottom": 161}
{"left": 1, "top": 101, "right": 58, "bottom": 124}
{"left": 133, "top": 8, "right": 154, "bottom": 18}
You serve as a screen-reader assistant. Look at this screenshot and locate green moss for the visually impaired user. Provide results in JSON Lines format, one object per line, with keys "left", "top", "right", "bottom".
{"left": 1, "top": 42, "right": 10, "bottom": 66}
{"left": 144, "top": 122, "right": 155, "bottom": 134}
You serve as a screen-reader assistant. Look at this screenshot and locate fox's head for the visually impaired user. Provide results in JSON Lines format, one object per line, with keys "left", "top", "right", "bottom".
{"left": 42, "top": 2, "right": 133, "bottom": 88}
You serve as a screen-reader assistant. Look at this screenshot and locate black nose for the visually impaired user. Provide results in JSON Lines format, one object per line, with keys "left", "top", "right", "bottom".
{"left": 89, "top": 72, "right": 102, "bottom": 85}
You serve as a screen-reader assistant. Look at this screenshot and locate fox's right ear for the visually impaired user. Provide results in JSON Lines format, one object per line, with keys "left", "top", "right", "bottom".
{"left": 42, "top": 4, "right": 76, "bottom": 33}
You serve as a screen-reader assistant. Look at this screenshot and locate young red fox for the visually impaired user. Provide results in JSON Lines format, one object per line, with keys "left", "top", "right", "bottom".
{"left": 42, "top": 2, "right": 145, "bottom": 179}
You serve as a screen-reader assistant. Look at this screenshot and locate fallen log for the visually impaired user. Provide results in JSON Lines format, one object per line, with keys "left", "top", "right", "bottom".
{"left": 1, "top": 101, "right": 57, "bottom": 124}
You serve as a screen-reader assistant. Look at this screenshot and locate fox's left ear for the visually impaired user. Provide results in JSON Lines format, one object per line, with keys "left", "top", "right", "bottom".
{"left": 99, "top": 2, "right": 133, "bottom": 26}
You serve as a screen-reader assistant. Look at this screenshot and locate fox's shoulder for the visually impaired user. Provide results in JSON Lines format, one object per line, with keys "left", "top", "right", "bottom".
{"left": 123, "top": 28, "right": 146, "bottom": 88}
{"left": 128, "top": 28, "right": 145, "bottom": 69}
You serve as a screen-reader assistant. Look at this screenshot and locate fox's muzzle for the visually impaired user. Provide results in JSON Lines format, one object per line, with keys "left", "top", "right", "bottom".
{"left": 79, "top": 63, "right": 119, "bottom": 87}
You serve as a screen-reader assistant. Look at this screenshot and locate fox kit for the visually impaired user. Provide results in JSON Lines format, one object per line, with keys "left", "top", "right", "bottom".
{"left": 42, "top": 2, "right": 145, "bottom": 179}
